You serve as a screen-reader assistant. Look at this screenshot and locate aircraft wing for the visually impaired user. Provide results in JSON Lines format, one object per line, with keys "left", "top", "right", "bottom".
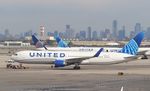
{"left": 65, "top": 57, "right": 93, "bottom": 65}
{"left": 65, "top": 48, "right": 103, "bottom": 65}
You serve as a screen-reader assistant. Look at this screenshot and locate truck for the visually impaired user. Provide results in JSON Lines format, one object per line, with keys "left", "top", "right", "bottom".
{"left": 6, "top": 60, "right": 26, "bottom": 69}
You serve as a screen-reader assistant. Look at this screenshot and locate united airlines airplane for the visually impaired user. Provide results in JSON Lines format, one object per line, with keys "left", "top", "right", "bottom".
{"left": 32, "top": 32, "right": 150, "bottom": 59}
{"left": 11, "top": 32, "right": 144, "bottom": 69}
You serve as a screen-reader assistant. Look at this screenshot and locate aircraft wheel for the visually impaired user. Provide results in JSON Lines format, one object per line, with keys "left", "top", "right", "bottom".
{"left": 77, "top": 66, "right": 80, "bottom": 69}
{"left": 12, "top": 65, "right": 17, "bottom": 69}
{"left": 51, "top": 65, "right": 54, "bottom": 68}
{"left": 6, "top": 64, "right": 11, "bottom": 68}
{"left": 73, "top": 65, "right": 80, "bottom": 70}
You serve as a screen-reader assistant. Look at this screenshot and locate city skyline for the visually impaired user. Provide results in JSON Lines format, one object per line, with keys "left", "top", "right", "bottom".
{"left": 0, "top": 21, "right": 149, "bottom": 35}
{"left": 1, "top": 20, "right": 150, "bottom": 41}
{"left": 0, "top": 0, "right": 150, "bottom": 34}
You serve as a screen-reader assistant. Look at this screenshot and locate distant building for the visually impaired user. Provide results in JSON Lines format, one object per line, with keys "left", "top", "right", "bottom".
{"left": 24, "top": 30, "right": 33, "bottom": 37}
{"left": 99, "top": 31, "right": 105, "bottom": 40}
{"left": 118, "top": 30, "right": 124, "bottom": 40}
{"left": 3, "top": 29, "right": 15, "bottom": 40}
{"left": 118, "top": 26, "right": 126, "bottom": 40}
{"left": 92, "top": 31, "right": 98, "bottom": 40}
{"left": 104, "top": 29, "right": 111, "bottom": 40}
{"left": 135, "top": 23, "right": 141, "bottom": 35}
{"left": 130, "top": 31, "right": 135, "bottom": 39}
{"left": 79, "top": 31, "right": 86, "bottom": 40}
{"left": 75, "top": 33, "right": 80, "bottom": 39}
{"left": 87, "top": 26, "right": 92, "bottom": 40}
{"left": 4, "top": 29, "right": 10, "bottom": 37}
{"left": 112, "top": 20, "right": 118, "bottom": 40}
{"left": 3, "top": 41, "right": 30, "bottom": 47}
{"left": 65, "top": 25, "right": 74, "bottom": 39}
{"left": 0, "top": 33, "right": 5, "bottom": 41}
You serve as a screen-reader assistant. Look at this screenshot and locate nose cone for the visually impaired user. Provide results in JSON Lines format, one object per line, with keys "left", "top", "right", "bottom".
{"left": 11, "top": 53, "right": 20, "bottom": 62}
{"left": 11, "top": 55, "right": 17, "bottom": 60}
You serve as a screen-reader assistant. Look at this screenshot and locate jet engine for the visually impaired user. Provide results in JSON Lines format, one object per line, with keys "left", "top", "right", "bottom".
{"left": 54, "top": 60, "right": 66, "bottom": 67}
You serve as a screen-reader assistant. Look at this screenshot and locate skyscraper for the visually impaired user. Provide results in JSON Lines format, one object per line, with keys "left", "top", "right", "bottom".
{"left": 65, "top": 25, "right": 70, "bottom": 39}
{"left": 79, "top": 30, "right": 86, "bottom": 40}
{"left": 75, "top": 33, "right": 80, "bottom": 39}
{"left": 99, "top": 31, "right": 105, "bottom": 40}
{"left": 65, "top": 25, "right": 74, "bottom": 39}
{"left": 112, "top": 20, "right": 118, "bottom": 40}
{"left": 4, "top": 29, "right": 10, "bottom": 37}
{"left": 104, "top": 29, "right": 111, "bottom": 40}
{"left": 87, "top": 26, "right": 92, "bottom": 40}
{"left": 92, "top": 31, "right": 98, "bottom": 40}
{"left": 135, "top": 23, "right": 141, "bottom": 34}
{"left": 118, "top": 26, "right": 126, "bottom": 40}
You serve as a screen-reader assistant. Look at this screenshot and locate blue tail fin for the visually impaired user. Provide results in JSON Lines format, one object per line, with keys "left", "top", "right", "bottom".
{"left": 120, "top": 32, "right": 144, "bottom": 55}
{"left": 54, "top": 34, "right": 69, "bottom": 47}
{"left": 54, "top": 34, "right": 61, "bottom": 44}
{"left": 32, "top": 35, "right": 48, "bottom": 50}
{"left": 32, "top": 35, "right": 43, "bottom": 48}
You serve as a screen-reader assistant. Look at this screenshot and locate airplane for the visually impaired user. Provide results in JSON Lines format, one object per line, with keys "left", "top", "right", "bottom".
{"left": 11, "top": 32, "right": 144, "bottom": 69}
{"left": 32, "top": 32, "right": 150, "bottom": 59}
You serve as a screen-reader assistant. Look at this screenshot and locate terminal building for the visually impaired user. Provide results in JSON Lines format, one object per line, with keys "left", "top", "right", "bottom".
{"left": 2, "top": 41, "right": 30, "bottom": 47}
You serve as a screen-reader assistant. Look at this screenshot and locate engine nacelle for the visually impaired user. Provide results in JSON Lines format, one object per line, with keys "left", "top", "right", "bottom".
{"left": 54, "top": 60, "right": 66, "bottom": 67}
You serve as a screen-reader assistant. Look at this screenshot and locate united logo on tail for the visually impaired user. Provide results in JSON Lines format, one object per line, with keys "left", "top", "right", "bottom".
{"left": 120, "top": 32, "right": 144, "bottom": 55}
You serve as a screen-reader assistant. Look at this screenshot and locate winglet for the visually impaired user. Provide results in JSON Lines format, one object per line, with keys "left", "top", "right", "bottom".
{"left": 94, "top": 48, "right": 103, "bottom": 57}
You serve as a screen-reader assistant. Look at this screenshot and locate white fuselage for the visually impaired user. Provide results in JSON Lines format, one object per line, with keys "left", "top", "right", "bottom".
{"left": 37, "top": 47, "right": 150, "bottom": 56}
{"left": 11, "top": 50, "right": 135, "bottom": 65}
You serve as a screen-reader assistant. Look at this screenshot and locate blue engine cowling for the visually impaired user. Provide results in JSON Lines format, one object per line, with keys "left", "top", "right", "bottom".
{"left": 54, "top": 60, "right": 66, "bottom": 67}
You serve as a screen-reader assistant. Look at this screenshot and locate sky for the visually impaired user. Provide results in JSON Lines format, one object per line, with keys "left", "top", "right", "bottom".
{"left": 0, "top": 0, "right": 150, "bottom": 35}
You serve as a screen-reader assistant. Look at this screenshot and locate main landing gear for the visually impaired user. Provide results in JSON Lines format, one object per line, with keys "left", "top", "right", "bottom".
{"left": 73, "top": 63, "right": 80, "bottom": 70}
{"left": 51, "top": 65, "right": 55, "bottom": 68}
{"left": 141, "top": 55, "right": 148, "bottom": 59}
{"left": 50, "top": 64, "right": 81, "bottom": 70}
